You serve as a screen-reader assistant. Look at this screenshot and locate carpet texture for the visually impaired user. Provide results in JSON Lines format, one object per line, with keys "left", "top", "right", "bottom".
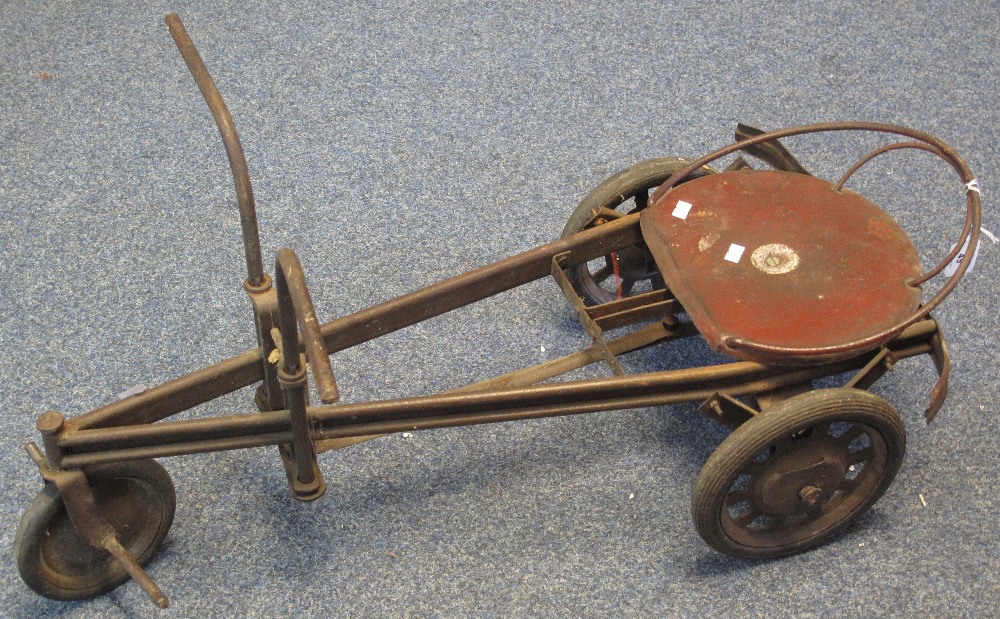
{"left": 1, "top": 1, "right": 997, "bottom": 617}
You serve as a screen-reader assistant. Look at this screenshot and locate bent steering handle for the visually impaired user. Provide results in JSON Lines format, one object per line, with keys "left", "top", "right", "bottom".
{"left": 166, "top": 13, "right": 267, "bottom": 290}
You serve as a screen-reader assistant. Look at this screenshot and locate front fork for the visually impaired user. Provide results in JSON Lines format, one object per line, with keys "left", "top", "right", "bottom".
{"left": 23, "top": 257, "right": 334, "bottom": 609}
{"left": 26, "top": 425, "right": 169, "bottom": 608}
{"left": 245, "top": 275, "right": 327, "bottom": 500}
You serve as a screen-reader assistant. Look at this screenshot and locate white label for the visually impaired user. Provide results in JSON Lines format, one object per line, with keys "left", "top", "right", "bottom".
{"left": 944, "top": 237, "right": 979, "bottom": 277}
{"left": 672, "top": 200, "right": 693, "bottom": 219}
{"left": 724, "top": 243, "right": 745, "bottom": 263}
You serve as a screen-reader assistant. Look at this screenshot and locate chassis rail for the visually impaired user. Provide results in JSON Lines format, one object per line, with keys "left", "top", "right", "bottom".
{"left": 53, "top": 320, "right": 940, "bottom": 468}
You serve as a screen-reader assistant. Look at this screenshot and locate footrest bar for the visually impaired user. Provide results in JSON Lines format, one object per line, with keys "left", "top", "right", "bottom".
{"left": 551, "top": 253, "right": 624, "bottom": 376}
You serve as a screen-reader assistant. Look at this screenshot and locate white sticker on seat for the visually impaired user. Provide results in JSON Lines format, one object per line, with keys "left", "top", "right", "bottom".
{"left": 724, "top": 244, "right": 745, "bottom": 263}
{"left": 672, "top": 200, "right": 693, "bottom": 219}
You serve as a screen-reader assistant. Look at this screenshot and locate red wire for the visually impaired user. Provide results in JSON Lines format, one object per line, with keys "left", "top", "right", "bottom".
{"left": 611, "top": 252, "right": 623, "bottom": 299}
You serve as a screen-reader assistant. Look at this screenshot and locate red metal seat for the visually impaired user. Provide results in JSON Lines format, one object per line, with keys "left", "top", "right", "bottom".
{"left": 640, "top": 170, "right": 923, "bottom": 366}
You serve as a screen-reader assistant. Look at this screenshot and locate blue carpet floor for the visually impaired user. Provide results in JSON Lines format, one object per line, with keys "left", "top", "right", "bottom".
{"left": 1, "top": 1, "right": 997, "bottom": 617}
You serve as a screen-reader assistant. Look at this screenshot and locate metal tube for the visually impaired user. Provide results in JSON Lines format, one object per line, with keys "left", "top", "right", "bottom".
{"left": 36, "top": 411, "right": 66, "bottom": 469}
{"left": 165, "top": 13, "right": 265, "bottom": 288}
{"left": 71, "top": 214, "right": 643, "bottom": 431}
{"left": 312, "top": 342, "right": 933, "bottom": 429}
{"left": 72, "top": 349, "right": 263, "bottom": 430}
{"left": 274, "top": 249, "right": 339, "bottom": 403}
{"left": 61, "top": 320, "right": 939, "bottom": 456}
{"left": 62, "top": 410, "right": 291, "bottom": 451}
{"left": 102, "top": 537, "right": 170, "bottom": 608}
{"left": 319, "top": 215, "right": 644, "bottom": 353}
{"left": 56, "top": 339, "right": 932, "bottom": 468}
{"left": 447, "top": 320, "right": 694, "bottom": 394}
{"left": 280, "top": 367, "right": 316, "bottom": 485}
{"left": 313, "top": 344, "right": 932, "bottom": 440}
{"left": 834, "top": 141, "right": 947, "bottom": 191}
{"left": 60, "top": 432, "right": 293, "bottom": 468}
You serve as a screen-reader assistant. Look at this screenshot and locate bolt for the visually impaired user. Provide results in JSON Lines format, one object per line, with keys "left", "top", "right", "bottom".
{"left": 36, "top": 411, "right": 65, "bottom": 434}
{"left": 799, "top": 485, "right": 823, "bottom": 507}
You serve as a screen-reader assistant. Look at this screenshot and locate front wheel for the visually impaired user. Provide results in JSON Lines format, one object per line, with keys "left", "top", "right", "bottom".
{"left": 691, "top": 388, "right": 905, "bottom": 559}
{"left": 14, "top": 459, "right": 176, "bottom": 601}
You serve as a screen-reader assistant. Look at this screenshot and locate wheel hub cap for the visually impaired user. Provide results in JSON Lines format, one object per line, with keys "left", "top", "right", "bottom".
{"left": 757, "top": 452, "right": 846, "bottom": 516}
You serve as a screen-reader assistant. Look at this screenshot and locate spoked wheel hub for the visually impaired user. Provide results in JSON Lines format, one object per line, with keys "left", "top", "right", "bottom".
{"left": 692, "top": 388, "right": 905, "bottom": 558}
{"left": 754, "top": 447, "right": 847, "bottom": 517}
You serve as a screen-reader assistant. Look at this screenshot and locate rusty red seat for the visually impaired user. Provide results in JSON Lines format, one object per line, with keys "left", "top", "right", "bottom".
{"left": 640, "top": 169, "right": 923, "bottom": 365}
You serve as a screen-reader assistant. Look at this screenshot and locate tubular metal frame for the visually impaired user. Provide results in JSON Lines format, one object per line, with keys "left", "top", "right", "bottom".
{"left": 17, "top": 12, "right": 980, "bottom": 609}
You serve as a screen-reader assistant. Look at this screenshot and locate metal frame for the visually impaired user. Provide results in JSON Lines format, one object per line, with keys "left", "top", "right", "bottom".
{"left": 17, "top": 13, "right": 980, "bottom": 609}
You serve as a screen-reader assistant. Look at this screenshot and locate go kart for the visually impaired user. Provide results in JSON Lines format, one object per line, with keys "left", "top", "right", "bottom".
{"left": 13, "top": 13, "right": 982, "bottom": 609}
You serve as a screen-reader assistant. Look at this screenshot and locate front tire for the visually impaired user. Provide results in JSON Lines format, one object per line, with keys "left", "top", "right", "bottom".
{"left": 14, "top": 459, "right": 176, "bottom": 601}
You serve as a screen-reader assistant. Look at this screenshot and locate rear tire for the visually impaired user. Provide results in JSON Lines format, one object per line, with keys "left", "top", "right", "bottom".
{"left": 691, "top": 388, "right": 905, "bottom": 558}
{"left": 561, "top": 157, "right": 715, "bottom": 305}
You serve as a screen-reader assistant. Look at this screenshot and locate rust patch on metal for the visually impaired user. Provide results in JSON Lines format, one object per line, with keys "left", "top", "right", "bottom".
{"left": 640, "top": 170, "right": 923, "bottom": 364}
{"left": 699, "top": 231, "right": 721, "bottom": 252}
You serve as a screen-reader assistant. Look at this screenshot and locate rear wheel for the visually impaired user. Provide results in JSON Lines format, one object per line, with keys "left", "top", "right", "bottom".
{"left": 561, "top": 157, "right": 716, "bottom": 305}
{"left": 691, "top": 388, "right": 905, "bottom": 558}
{"left": 14, "top": 459, "right": 176, "bottom": 601}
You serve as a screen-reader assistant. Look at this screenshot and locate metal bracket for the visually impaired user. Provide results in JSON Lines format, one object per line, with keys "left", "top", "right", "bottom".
{"left": 925, "top": 326, "right": 951, "bottom": 423}
{"left": 845, "top": 347, "right": 897, "bottom": 391}
{"left": 246, "top": 275, "right": 285, "bottom": 413}
{"left": 724, "top": 155, "right": 753, "bottom": 172}
{"left": 752, "top": 382, "right": 813, "bottom": 412}
{"left": 277, "top": 360, "right": 327, "bottom": 501}
{"left": 277, "top": 442, "right": 327, "bottom": 500}
{"left": 697, "top": 392, "right": 758, "bottom": 428}
{"left": 735, "top": 123, "right": 811, "bottom": 175}
{"left": 579, "top": 206, "right": 628, "bottom": 230}
{"left": 584, "top": 288, "right": 683, "bottom": 331}
{"left": 551, "top": 253, "right": 624, "bottom": 376}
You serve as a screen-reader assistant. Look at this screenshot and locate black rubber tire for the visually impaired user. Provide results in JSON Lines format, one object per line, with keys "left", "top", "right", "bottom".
{"left": 691, "top": 388, "right": 905, "bottom": 559}
{"left": 561, "top": 157, "right": 716, "bottom": 305}
{"left": 14, "top": 459, "right": 176, "bottom": 601}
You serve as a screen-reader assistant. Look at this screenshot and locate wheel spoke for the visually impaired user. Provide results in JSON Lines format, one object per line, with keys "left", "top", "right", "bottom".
{"left": 762, "top": 515, "right": 788, "bottom": 531}
{"left": 732, "top": 508, "right": 760, "bottom": 528}
{"left": 724, "top": 489, "right": 750, "bottom": 508}
{"left": 591, "top": 263, "right": 613, "bottom": 284}
{"left": 808, "top": 422, "right": 832, "bottom": 443}
{"left": 848, "top": 446, "right": 875, "bottom": 465}
{"left": 771, "top": 436, "right": 796, "bottom": 455}
{"left": 620, "top": 277, "right": 637, "bottom": 295}
{"left": 838, "top": 478, "right": 862, "bottom": 493}
{"left": 804, "top": 502, "right": 824, "bottom": 520}
{"left": 633, "top": 189, "right": 649, "bottom": 213}
{"left": 744, "top": 459, "right": 767, "bottom": 479}
{"left": 836, "top": 424, "right": 866, "bottom": 447}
